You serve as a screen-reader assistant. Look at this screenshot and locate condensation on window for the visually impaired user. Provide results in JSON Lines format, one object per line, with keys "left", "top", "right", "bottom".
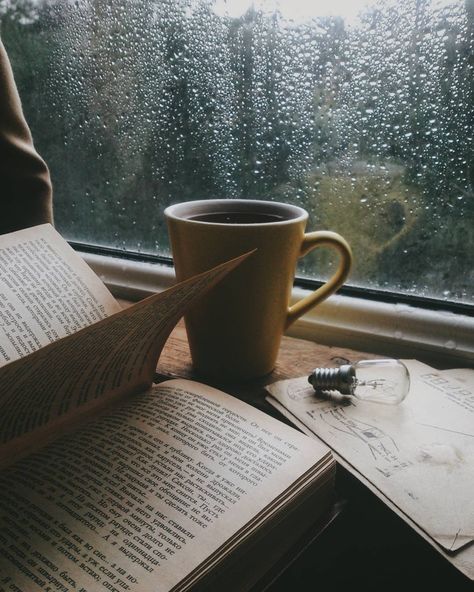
{"left": 1, "top": 0, "right": 473, "bottom": 304}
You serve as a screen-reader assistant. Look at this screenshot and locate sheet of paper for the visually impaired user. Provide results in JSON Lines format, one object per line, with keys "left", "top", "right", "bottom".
{"left": 266, "top": 359, "right": 474, "bottom": 555}
{"left": 440, "top": 367, "right": 474, "bottom": 384}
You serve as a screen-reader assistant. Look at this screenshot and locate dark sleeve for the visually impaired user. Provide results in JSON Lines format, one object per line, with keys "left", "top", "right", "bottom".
{"left": 0, "top": 38, "right": 53, "bottom": 234}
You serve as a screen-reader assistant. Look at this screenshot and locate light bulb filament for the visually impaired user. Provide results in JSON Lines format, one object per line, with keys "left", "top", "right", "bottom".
{"left": 355, "top": 378, "right": 387, "bottom": 390}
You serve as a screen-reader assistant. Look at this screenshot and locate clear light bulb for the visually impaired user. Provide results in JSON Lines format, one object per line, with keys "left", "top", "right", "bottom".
{"left": 308, "top": 359, "right": 410, "bottom": 405}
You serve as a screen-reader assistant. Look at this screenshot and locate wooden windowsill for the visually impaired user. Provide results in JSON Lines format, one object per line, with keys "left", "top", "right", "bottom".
{"left": 154, "top": 321, "right": 376, "bottom": 415}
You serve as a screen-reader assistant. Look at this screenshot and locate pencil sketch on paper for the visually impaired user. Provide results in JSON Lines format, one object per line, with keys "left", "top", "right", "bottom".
{"left": 308, "top": 407, "right": 412, "bottom": 477}
{"left": 266, "top": 360, "right": 474, "bottom": 555}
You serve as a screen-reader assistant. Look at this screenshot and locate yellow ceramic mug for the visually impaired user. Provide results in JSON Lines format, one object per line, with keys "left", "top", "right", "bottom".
{"left": 165, "top": 199, "right": 352, "bottom": 381}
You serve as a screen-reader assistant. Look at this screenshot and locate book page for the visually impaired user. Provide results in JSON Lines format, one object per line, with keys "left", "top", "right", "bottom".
{"left": 0, "top": 224, "right": 120, "bottom": 365}
{"left": 0, "top": 254, "right": 249, "bottom": 466}
{"left": 0, "top": 379, "right": 332, "bottom": 592}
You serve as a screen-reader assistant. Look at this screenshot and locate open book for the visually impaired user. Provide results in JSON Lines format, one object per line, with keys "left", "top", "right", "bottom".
{"left": 0, "top": 225, "right": 335, "bottom": 591}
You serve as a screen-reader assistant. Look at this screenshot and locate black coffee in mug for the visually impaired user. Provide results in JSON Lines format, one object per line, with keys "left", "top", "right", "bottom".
{"left": 187, "top": 211, "right": 285, "bottom": 224}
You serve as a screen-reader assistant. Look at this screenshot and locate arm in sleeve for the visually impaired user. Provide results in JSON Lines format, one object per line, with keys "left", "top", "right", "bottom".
{"left": 0, "top": 38, "right": 53, "bottom": 234}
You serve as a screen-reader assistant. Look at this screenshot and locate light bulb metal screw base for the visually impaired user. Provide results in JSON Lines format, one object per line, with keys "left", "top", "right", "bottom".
{"left": 308, "top": 365, "right": 356, "bottom": 396}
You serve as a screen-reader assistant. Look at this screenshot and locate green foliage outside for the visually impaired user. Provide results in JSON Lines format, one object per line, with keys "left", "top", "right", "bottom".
{"left": 1, "top": 0, "right": 473, "bottom": 303}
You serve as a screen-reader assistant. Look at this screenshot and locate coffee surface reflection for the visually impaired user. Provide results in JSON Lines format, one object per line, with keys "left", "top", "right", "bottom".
{"left": 187, "top": 212, "right": 285, "bottom": 224}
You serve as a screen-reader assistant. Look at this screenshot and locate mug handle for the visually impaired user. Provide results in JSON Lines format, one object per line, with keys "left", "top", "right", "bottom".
{"left": 285, "top": 231, "right": 352, "bottom": 329}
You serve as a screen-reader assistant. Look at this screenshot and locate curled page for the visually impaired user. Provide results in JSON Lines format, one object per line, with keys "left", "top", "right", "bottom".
{"left": 0, "top": 225, "right": 250, "bottom": 467}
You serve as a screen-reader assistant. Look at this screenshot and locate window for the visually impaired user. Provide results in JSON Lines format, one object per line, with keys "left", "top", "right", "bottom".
{"left": 1, "top": 0, "right": 473, "bottom": 306}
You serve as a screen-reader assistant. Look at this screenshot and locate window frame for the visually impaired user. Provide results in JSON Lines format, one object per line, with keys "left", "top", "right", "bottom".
{"left": 76, "top": 244, "right": 474, "bottom": 369}
{"left": 4, "top": 0, "right": 473, "bottom": 316}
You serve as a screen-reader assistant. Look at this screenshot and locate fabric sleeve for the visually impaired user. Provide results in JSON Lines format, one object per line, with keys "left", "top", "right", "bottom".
{"left": 0, "top": 38, "right": 53, "bottom": 234}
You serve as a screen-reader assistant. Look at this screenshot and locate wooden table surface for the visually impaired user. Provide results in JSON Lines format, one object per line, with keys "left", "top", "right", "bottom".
{"left": 155, "top": 321, "right": 376, "bottom": 415}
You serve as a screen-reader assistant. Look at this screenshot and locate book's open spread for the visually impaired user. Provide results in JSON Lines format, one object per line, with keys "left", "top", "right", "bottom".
{"left": 0, "top": 379, "right": 333, "bottom": 592}
{"left": 0, "top": 224, "right": 335, "bottom": 591}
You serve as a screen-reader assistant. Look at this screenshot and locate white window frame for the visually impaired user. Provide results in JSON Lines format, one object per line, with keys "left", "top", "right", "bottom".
{"left": 82, "top": 251, "right": 474, "bottom": 368}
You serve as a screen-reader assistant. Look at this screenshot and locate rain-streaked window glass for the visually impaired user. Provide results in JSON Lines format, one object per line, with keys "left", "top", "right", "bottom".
{"left": 1, "top": 0, "right": 473, "bottom": 304}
